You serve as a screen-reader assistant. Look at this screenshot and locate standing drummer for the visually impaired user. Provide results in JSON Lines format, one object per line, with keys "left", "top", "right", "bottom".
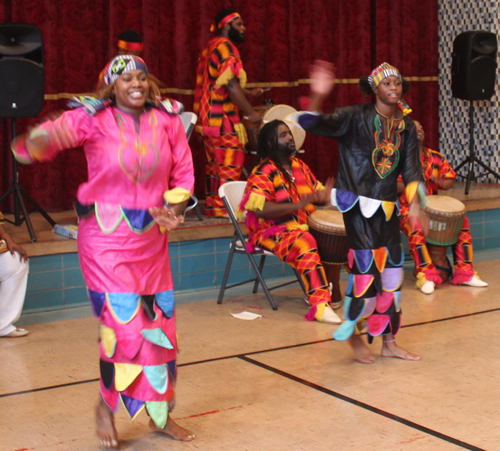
{"left": 240, "top": 120, "right": 340, "bottom": 324}
{"left": 194, "top": 8, "right": 263, "bottom": 217}
{"left": 398, "top": 120, "right": 488, "bottom": 294}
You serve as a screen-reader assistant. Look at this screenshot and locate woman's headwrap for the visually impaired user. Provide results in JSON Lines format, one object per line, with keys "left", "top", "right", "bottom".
{"left": 368, "top": 62, "right": 402, "bottom": 92}
{"left": 103, "top": 55, "right": 148, "bottom": 86}
{"left": 210, "top": 12, "right": 240, "bottom": 32}
{"left": 368, "top": 62, "right": 412, "bottom": 116}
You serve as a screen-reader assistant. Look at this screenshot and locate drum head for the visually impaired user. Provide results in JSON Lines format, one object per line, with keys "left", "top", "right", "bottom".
{"left": 424, "top": 195, "right": 466, "bottom": 216}
{"left": 308, "top": 209, "right": 346, "bottom": 235}
{"left": 262, "top": 104, "right": 306, "bottom": 150}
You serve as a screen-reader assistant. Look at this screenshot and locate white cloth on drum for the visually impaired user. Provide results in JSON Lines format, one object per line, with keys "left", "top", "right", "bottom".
{"left": 0, "top": 252, "right": 29, "bottom": 336}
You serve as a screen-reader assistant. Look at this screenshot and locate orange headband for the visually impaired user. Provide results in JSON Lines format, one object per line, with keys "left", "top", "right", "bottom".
{"left": 210, "top": 12, "right": 240, "bottom": 32}
{"left": 117, "top": 40, "right": 144, "bottom": 52}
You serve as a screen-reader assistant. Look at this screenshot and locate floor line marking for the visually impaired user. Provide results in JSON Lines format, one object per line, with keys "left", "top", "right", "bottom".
{"left": 239, "top": 355, "right": 487, "bottom": 451}
{"left": 1, "top": 307, "right": 499, "bottom": 399}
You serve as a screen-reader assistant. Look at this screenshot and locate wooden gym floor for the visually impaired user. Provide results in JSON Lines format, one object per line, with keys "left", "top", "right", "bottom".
{"left": 1, "top": 254, "right": 500, "bottom": 451}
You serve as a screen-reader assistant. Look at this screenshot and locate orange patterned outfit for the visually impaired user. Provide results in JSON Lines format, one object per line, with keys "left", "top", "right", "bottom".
{"left": 194, "top": 36, "right": 248, "bottom": 217}
{"left": 399, "top": 147, "right": 474, "bottom": 284}
{"left": 241, "top": 157, "right": 331, "bottom": 312}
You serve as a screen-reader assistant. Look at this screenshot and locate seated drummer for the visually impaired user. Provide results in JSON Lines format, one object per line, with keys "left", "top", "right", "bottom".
{"left": 240, "top": 119, "right": 340, "bottom": 324}
{"left": 398, "top": 120, "right": 488, "bottom": 294}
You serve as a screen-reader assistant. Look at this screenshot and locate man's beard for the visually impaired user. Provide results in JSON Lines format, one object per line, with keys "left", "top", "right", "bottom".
{"left": 228, "top": 25, "right": 246, "bottom": 43}
{"left": 278, "top": 141, "right": 296, "bottom": 155}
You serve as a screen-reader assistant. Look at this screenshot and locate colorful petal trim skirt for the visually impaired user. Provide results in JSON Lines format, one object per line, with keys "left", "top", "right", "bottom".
{"left": 333, "top": 201, "right": 404, "bottom": 343}
{"left": 78, "top": 212, "right": 177, "bottom": 429}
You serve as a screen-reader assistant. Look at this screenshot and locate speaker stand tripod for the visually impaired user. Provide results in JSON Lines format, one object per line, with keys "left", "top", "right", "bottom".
{"left": 0, "top": 118, "right": 55, "bottom": 242}
{"left": 454, "top": 102, "right": 500, "bottom": 195}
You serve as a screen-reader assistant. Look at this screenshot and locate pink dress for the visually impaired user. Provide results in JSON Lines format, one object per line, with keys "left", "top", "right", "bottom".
{"left": 13, "top": 103, "right": 194, "bottom": 428}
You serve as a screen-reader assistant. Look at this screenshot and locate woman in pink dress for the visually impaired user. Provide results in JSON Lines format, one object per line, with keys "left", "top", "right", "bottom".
{"left": 12, "top": 55, "right": 195, "bottom": 448}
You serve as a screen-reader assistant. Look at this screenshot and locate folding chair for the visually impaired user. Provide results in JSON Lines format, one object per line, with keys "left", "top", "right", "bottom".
{"left": 179, "top": 112, "right": 202, "bottom": 221}
{"left": 217, "top": 181, "right": 306, "bottom": 310}
{"left": 180, "top": 111, "right": 197, "bottom": 140}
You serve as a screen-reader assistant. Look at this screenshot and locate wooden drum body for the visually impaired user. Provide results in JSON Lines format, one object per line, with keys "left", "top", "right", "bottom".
{"left": 308, "top": 210, "right": 349, "bottom": 265}
{"left": 419, "top": 195, "right": 466, "bottom": 246}
{"left": 417, "top": 195, "right": 465, "bottom": 284}
{"left": 308, "top": 210, "right": 349, "bottom": 308}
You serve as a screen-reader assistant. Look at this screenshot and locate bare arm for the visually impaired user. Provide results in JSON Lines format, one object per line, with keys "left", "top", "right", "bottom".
{"left": 253, "top": 178, "right": 333, "bottom": 219}
{"left": 149, "top": 200, "right": 189, "bottom": 230}
{"left": 226, "top": 79, "right": 261, "bottom": 124}
{"left": 432, "top": 177, "right": 454, "bottom": 191}
{"left": 242, "top": 87, "right": 264, "bottom": 98}
{"left": 253, "top": 196, "right": 313, "bottom": 219}
{"left": 397, "top": 180, "right": 405, "bottom": 195}
{"left": 307, "top": 61, "right": 337, "bottom": 112}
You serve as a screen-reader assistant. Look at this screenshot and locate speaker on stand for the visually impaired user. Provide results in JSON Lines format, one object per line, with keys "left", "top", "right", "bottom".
{"left": 451, "top": 30, "right": 500, "bottom": 195}
{"left": 0, "top": 23, "right": 55, "bottom": 242}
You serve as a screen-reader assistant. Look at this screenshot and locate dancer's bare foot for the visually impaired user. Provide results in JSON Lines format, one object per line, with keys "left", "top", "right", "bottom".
{"left": 349, "top": 335, "right": 375, "bottom": 364}
{"left": 381, "top": 337, "right": 420, "bottom": 361}
{"left": 149, "top": 416, "right": 195, "bottom": 441}
{"left": 95, "top": 398, "right": 119, "bottom": 448}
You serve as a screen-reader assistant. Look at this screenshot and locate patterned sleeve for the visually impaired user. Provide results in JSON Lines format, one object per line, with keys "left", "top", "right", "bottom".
{"left": 434, "top": 149, "right": 457, "bottom": 179}
{"left": 243, "top": 163, "right": 276, "bottom": 211}
{"left": 213, "top": 41, "right": 246, "bottom": 89}
{"left": 12, "top": 108, "right": 93, "bottom": 164}
{"left": 296, "top": 159, "right": 321, "bottom": 189}
{"left": 0, "top": 211, "right": 4, "bottom": 225}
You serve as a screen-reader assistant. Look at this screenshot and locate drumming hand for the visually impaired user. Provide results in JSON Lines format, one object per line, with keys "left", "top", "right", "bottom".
{"left": 298, "top": 193, "right": 316, "bottom": 209}
{"left": 246, "top": 88, "right": 264, "bottom": 97}
{"left": 310, "top": 60, "right": 336, "bottom": 96}
{"left": 248, "top": 110, "right": 262, "bottom": 125}
{"left": 313, "top": 177, "right": 335, "bottom": 205}
{"left": 149, "top": 206, "right": 184, "bottom": 230}
{"left": 431, "top": 176, "right": 454, "bottom": 191}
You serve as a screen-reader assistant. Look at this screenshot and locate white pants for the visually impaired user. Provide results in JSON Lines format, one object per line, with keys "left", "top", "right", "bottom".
{"left": 0, "top": 252, "right": 29, "bottom": 336}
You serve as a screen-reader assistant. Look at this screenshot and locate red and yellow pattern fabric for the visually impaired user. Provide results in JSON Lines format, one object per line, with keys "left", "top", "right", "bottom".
{"left": 194, "top": 36, "right": 248, "bottom": 217}
{"left": 202, "top": 132, "right": 245, "bottom": 216}
{"left": 242, "top": 158, "right": 319, "bottom": 238}
{"left": 0, "top": 211, "right": 4, "bottom": 225}
{"left": 241, "top": 157, "right": 330, "bottom": 309}
{"left": 399, "top": 147, "right": 474, "bottom": 284}
{"left": 194, "top": 36, "right": 247, "bottom": 137}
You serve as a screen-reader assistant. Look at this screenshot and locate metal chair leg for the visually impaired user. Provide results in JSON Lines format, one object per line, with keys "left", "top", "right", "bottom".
{"left": 217, "top": 238, "right": 237, "bottom": 304}
{"left": 252, "top": 254, "right": 267, "bottom": 293}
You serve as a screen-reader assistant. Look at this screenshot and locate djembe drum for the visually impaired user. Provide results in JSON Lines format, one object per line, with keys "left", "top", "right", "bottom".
{"left": 418, "top": 195, "right": 466, "bottom": 283}
{"left": 308, "top": 210, "right": 349, "bottom": 309}
{"left": 241, "top": 104, "right": 306, "bottom": 152}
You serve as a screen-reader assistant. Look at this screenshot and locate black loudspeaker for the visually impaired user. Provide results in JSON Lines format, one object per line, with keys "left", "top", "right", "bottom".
{"left": 0, "top": 23, "right": 44, "bottom": 118}
{"left": 451, "top": 30, "right": 497, "bottom": 101}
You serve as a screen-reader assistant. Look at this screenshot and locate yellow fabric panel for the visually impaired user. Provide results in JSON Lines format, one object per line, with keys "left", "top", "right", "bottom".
{"left": 382, "top": 201, "right": 395, "bottom": 221}
{"left": 114, "top": 363, "right": 143, "bottom": 392}
{"left": 234, "top": 123, "right": 248, "bottom": 145}
{"left": 100, "top": 325, "right": 117, "bottom": 358}
{"left": 405, "top": 181, "right": 419, "bottom": 203}
{"left": 244, "top": 192, "right": 266, "bottom": 212}
{"left": 238, "top": 68, "right": 247, "bottom": 88}
{"left": 164, "top": 187, "right": 191, "bottom": 205}
{"left": 215, "top": 66, "right": 236, "bottom": 89}
{"left": 314, "top": 302, "right": 326, "bottom": 321}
